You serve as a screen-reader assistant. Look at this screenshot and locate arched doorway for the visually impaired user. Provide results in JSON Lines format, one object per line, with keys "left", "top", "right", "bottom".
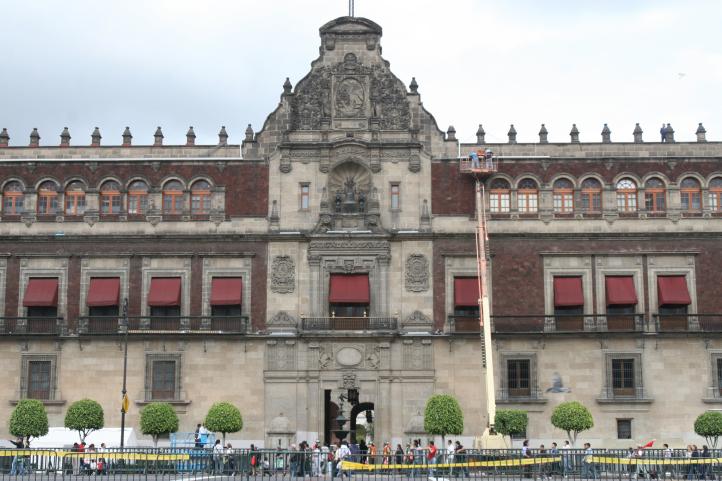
{"left": 350, "top": 402, "right": 374, "bottom": 444}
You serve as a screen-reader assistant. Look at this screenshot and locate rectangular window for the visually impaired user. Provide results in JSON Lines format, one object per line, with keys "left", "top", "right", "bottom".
{"left": 581, "top": 191, "right": 601, "bottom": 213}
{"left": 390, "top": 183, "right": 400, "bottom": 210}
{"left": 717, "top": 358, "right": 722, "bottom": 397}
{"left": 27, "top": 360, "right": 52, "bottom": 400}
{"left": 507, "top": 359, "right": 531, "bottom": 397}
{"left": 21, "top": 355, "right": 56, "bottom": 401}
{"left": 681, "top": 191, "right": 701, "bottom": 212}
{"left": 645, "top": 191, "right": 666, "bottom": 212}
{"left": 612, "top": 358, "right": 635, "bottom": 396}
{"left": 553, "top": 192, "right": 574, "bottom": 213}
{"left": 128, "top": 193, "right": 148, "bottom": 215}
{"left": 617, "top": 419, "right": 632, "bottom": 439}
{"left": 617, "top": 192, "right": 637, "bottom": 212}
{"left": 101, "top": 193, "right": 122, "bottom": 214}
{"left": 710, "top": 192, "right": 722, "bottom": 212}
{"left": 151, "top": 360, "right": 177, "bottom": 400}
{"left": 3, "top": 194, "right": 24, "bottom": 215}
{"left": 518, "top": 192, "right": 538, "bottom": 213}
{"left": 490, "top": 192, "right": 510, "bottom": 213}
{"left": 38, "top": 194, "right": 58, "bottom": 215}
{"left": 300, "top": 184, "right": 310, "bottom": 210}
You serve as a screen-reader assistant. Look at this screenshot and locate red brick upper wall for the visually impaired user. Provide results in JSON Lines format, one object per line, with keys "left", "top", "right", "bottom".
{"left": 431, "top": 161, "right": 476, "bottom": 216}
{"left": 0, "top": 161, "right": 268, "bottom": 217}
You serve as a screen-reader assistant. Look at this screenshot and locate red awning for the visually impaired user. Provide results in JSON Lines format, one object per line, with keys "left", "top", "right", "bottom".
{"left": 210, "top": 277, "right": 242, "bottom": 306}
{"left": 605, "top": 276, "right": 638, "bottom": 306}
{"left": 87, "top": 277, "right": 120, "bottom": 307}
{"left": 657, "top": 275, "right": 691, "bottom": 306}
{"left": 23, "top": 278, "right": 59, "bottom": 307}
{"left": 329, "top": 274, "right": 370, "bottom": 304}
{"left": 147, "top": 277, "right": 182, "bottom": 307}
{"left": 454, "top": 277, "right": 480, "bottom": 307}
{"left": 553, "top": 276, "right": 584, "bottom": 307}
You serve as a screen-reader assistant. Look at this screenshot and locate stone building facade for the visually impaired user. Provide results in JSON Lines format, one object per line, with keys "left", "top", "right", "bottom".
{"left": 0, "top": 15, "right": 721, "bottom": 448}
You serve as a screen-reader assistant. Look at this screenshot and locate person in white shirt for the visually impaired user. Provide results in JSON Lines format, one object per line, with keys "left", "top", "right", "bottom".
{"left": 213, "top": 440, "right": 224, "bottom": 474}
{"left": 335, "top": 441, "right": 352, "bottom": 478}
{"left": 447, "top": 440, "right": 455, "bottom": 475}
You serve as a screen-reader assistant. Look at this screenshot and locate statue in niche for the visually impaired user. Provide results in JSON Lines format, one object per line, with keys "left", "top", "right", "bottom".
{"left": 344, "top": 177, "right": 356, "bottom": 202}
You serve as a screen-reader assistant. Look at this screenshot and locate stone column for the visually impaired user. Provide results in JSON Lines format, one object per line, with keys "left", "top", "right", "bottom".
{"left": 308, "top": 255, "right": 322, "bottom": 316}
{"left": 376, "top": 255, "right": 390, "bottom": 317}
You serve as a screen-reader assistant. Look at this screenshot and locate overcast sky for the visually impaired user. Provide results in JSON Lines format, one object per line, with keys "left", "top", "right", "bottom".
{"left": 1, "top": 0, "right": 720, "bottom": 146}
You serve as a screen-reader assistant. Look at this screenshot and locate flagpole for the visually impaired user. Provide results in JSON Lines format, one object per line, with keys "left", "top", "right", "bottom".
{"left": 120, "top": 298, "right": 129, "bottom": 449}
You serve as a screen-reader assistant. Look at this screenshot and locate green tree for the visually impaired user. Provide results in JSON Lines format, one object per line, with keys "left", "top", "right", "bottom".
{"left": 139, "top": 402, "right": 179, "bottom": 447}
{"left": 694, "top": 411, "right": 722, "bottom": 448}
{"left": 550, "top": 401, "right": 593, "bottom": 446}
{"left": 64, "top": 399, "right": 104, "bottom": 443}
{"left": 424, "top": 394, "right": 464, "bottom": 445}
{"left": 204, "top": 402, "right": 243, "bottom": 445}
{"left": 9, "top": 399, "right": 49, "bottom": 446}
{"left": 494, "top": 409, "right": 528, "bottom": 447}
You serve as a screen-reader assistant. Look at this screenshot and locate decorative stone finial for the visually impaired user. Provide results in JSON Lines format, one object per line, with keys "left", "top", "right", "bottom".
{"left": 538, "top": 124, "right": 548, "bottom": 144}
{"left": 122, "top": 127, "right": 133, "bottom": 147}
{"left": 633, "top": 123, "right": 643, "bottom": 143}
{"left": 91, "top": 127, "right": 102, "bottom": 147}
{"left": 569, "top": 124, "right": 580, "bottom": 143}
{"left": 696, "top": 123, "right": 707, "bottom": 143}
{"left": 153, "top": 126, "right": 164, "bottom": 146}
{"left": 218, "top": 126, "right": 228, "bottom": 145}
{"left": 508, "top": 124, "right": 517, "bottom": 144}
{"left": 29, "top": 128, "right": 40, "bottom": 147}
{"left": 601, "top": 124, "right": 611, "bottom": 143}
{"left": 409, "top": 77, "right": 418, "bottom": 94}
{"left": 185, "top": 126, "right": 196, "bottom": 146}
{"left": 59, "top": 127, "right": 71, "bottom": 147}
{"left": 245, "top": 124, "right": 254, "bottom": 142}
{"left": 283, "top": 77, "right": 292, "bottom": 95}
{"left": 665, "top": 123, "right": 675, "bottom": 143}
{"left": 446, "top": 125, "right": 456, "bottom": 141}
{"left": 476, "top": 124, "right": 485, "bottom": 144}
{"left": 0, "top": 128, "right": 10, "bottom": 147}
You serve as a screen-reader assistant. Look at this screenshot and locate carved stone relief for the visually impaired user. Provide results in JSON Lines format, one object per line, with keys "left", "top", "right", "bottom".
{"left": 270, "top": 256, "right": 295, "bottom": 293}
{"left": 405, "top": 254, "right": 429, "bottom": 292}
{"left": 402, "top": 339, "right": 433, "bottom": 370}
{"left": 266, "top": 340, "right": 297, "bottom": 370}
{"left": 268, "top": 311, "right": 297, "bottom": 327}
{"left": 403, "top": 310, "right": 433, "bottom": 329}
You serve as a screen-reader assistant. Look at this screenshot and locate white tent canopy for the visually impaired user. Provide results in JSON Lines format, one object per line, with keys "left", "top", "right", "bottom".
{"left": 31, "top": 427, "right": 139, "bottom": 448}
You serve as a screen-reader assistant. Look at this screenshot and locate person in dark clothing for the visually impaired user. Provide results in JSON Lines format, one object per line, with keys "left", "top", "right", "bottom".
{"left": 660, "top": 123, "right": 668, "bottom": 142}
{"left": 9, "top": 437, "right": 26, "bottom": 475}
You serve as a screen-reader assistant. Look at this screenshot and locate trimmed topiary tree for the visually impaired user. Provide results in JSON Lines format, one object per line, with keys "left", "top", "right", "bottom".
{"left": 494, "top": 409, "right": 528, "bottom": 447}
{"left": 65, "top": 399, "right": 104, "bottom": 443}
{"left": 10, "top": 399, "right": 49, "bottom": 446}
{"left": 695, "top": 411, "right": 722, "bottom": 448}
{"left": 551, "top": 401, "right": 593, "bottom": 447}
{"left": 204, "top": 402, "right": 243, "bottom": 445}
{"left": 139, "top": 402, "right": 179, "bottom": 447}
{"left": 424, "top": 394, "right": 464, "bottom": 445}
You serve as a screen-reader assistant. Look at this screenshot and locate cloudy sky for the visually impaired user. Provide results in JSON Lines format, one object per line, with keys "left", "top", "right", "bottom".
{"left": 1, "top": 0, "right": 720, "bottom": 146}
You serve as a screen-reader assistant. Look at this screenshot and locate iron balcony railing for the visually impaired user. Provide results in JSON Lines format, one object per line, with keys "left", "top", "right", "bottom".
{"left": 655, "top": 314, "right": 722, "bottom": 332}
{"left": 140, "top": 389, "right": 189, "bottom": 403}
{"left": 496, "top": 386, "right": 546, "bottom": 402}
{"left": 598, "top": 385, "right": 652, "bottom": 402}
{"left": 448, "top": 314, "right": 646, "bottom": 334}
{"left": 77, "top": 316, "right": 249, "bottom": 335}
{"left": 300, "top": 316, "right": 398, "bottom": 331}
{"left": 0, "top": 317, "right": 65, "bottom": 335}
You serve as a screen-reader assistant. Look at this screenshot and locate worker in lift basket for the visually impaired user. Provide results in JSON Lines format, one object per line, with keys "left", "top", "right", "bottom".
{"left": 484, "top": 148, "right": 494, "bottom": 169}
{"left": 469, "top": 150, "right": 480, "bottom": 169}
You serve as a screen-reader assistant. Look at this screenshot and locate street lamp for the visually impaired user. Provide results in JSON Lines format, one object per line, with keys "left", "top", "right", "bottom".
{"left": 120, "top": 298, "right": 129, "bottom": 449}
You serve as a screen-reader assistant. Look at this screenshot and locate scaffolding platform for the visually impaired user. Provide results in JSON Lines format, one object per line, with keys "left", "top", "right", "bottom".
{"left": 459, "top": 157, "right": 498, "bottom": 175}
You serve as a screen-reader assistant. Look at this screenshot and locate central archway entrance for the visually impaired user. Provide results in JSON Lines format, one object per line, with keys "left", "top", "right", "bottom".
{"left": 350, "top": 401, "right": 374, "bottom": 444}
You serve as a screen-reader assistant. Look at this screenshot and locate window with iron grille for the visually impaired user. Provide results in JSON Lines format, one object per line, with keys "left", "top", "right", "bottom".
{"left": 20, "top": 355, "right": 57, "bottom": 401}
{"left": 145, "top": 354, "right": 181, "bottom": 401}
{"left": 507, "top": 359, "right": 531, "bottom": 397}
{"left": 712, "top": 355, "right": 722, "bottom": 398}
{"left": 612, "top": 358, "right": 635, "bottom": 396}
{"left": 617, "top": 419, "right": 632, "bottom": 439}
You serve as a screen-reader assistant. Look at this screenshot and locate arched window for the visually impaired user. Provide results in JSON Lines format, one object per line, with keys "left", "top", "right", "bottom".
{"left": 679, "top": 178, "right": 701, "bottom": 213}
{"left": 581, "top": 178, "right": 602, "bottom": 213}
{"left": 162, "top": 180, "right": 184, "bottom": 215}
{"left": 65, "top": 181, "right": 86, "bottom": 216}
{"left": 100, "top": 180, "right": 122, "bottom": 215}
{"left": 190, "top": 180, "right": 211, "bottom": 215}
{"left": 127, "top": 180, "right": 149, "bottom": 215}
{"left": 553, "top": 178, "right": 574, "bottom": 213}
{"left": 517, "top": 178, "right": 538, "bottom": 213}
{"left": 489, "top": 178, "right": 510, "bottom": 213}
{"left": 37, "top": 181, "right": 59, "bottom": 215}
{"left": 710, "top": 178, "right": 722, "bottom": 213}
{"left": 644, "top": 177, "right": 666, "bottom": 213}
{"left": 3, "top": 181, "right": 25, "bottom": 215}
{"left": 616, "top": 178, "right": 637, "bottom": 213}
